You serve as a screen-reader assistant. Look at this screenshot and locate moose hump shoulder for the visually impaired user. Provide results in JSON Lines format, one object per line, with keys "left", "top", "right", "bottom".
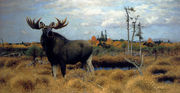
{"left": 26, "top": 17, "right": 94, "bottom": 78}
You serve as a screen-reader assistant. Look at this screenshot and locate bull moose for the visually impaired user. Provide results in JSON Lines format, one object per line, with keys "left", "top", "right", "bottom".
{"left": 26, "top": 17, "right": 94, "bottom": 78}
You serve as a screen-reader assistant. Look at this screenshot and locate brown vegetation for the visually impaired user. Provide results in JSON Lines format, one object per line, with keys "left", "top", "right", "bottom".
{"left": 0, "top": 55, "right": 180, "bottom": 93}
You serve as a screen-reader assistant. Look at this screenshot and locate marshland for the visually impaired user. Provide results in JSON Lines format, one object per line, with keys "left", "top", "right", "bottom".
{"left": 0, "top": 41, "right": 180, "bottom": 93}
{"left": 1, "top": 0, "right": 180, "bottom": 93}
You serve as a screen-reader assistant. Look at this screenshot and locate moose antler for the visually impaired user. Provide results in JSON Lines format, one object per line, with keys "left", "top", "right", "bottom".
{"left": 26, "top": 17, "right": 42, "bottom": 29}
{"left": 53, "top": 17, "right": 68, "bottom": 29}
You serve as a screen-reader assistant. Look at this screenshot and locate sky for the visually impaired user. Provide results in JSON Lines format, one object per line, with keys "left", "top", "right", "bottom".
{"left": 0, "top": 0, "right": 180, "bottom": 43}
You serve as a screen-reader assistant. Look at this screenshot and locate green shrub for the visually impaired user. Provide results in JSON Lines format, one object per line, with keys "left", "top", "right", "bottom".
{"left": 25, "top": 45, "right": 41, "bottom": 58}
{"left": 92, "top": 46, "right": 122, "bottom": 56}
{"left": 25, "top": 45, "right": 41, "bottom": 66}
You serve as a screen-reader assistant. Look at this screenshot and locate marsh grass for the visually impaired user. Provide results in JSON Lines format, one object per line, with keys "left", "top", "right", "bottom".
{"left": 106, "top": 84, "right": 123, "bottom": 93}
{"left": 66, "top": 78, "right": 86, "bottom": 89}
{"left": 146, "top": 65, "right": 172, "bottom": 76}
{"left": 125, "top": 76, "right": 158, "bottom": 93}
{"left": 35, "top": 77, "right": 49, "bottom": 87}
{"left": 170, "top": 56, "right": 180, "bottom": 65}
{"left": 0, "top": 56, "right": 180, "bottom": 93}
{"left": 109, "top": 69, "right": 127, "bottom": 82}
{"left": 6, "top": 59, "right": 19, "bottom": 68}
{"left": 125, "top": 70, "right": 139, "bottom": 77}
{"left": 156, "top": 61, "right": 171, "bottom": 65}
{"left": 95, "top": 77, "right": 112, "bottom": 87}
{"left": 0, "top": 59, "right": 5, "bottom": 68}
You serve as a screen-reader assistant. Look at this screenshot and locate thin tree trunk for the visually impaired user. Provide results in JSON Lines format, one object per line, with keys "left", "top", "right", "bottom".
{"left": 138, "top": 22, "right": 142, "bottom": 59}
{"left": 131, "top": 22, "right": 136, "bottom": 56}
{"left": 139, "top": 38, "right": 142, "bottom": 59}
{"left": 125, "top": 8, "right": 130, "bottom": 55}
{"left": 127, "top": 17, "right": 130, "bottom": 55}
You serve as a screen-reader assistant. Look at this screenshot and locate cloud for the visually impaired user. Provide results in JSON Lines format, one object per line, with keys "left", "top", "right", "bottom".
{"left": 0, "top": 0, "right": 180, "bottom": 42}
{"left": 81, "top": 23, "right": 89, "bottom": 26}
{"left": 43, "top": 0, "right": 180, "bottom": 28}
{"left": 21, "top": 30, "right": 28, "bottom": 35}
{"left": 100, "top": 10, "right": 126, "bottom": 28}
{"left": 61, "top": 7, "right": 104, "bottom": 17}
{"left": 83, "top": 30, "right": 97, "bottom": 35}
{"left": 44, "top": 0, "right": 123, "bottom": 9}
{"left": 83, "top": 8, "right": 104, "bottom": 16}
{"left": 0, "top": 0, "right": 37, "bottom": 14}
{"left": 165, "top": 17, "right": 180, "bottom": 24}
{"left": 146, "top": 16, "right": 159, "bottom": 24}
{"left": 101, "top": 18, "right": 121, "bottom": 28}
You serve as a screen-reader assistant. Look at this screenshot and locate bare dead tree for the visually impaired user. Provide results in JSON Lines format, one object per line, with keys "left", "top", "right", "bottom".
{"left": 124, "top": 7, "right": 135, "bottom": 55}
{"left": 124, "top": 55, "right": 143, "bottom": 75}
{"left": 123, "top": 22, "right": 144, "bottom": 75}
{"left": 130, "top": 15, "right": 139, "bottom": 56}
{"left": 125, "top": 7, "right": 130, "bottom": 54}
{"left": 136, "top": 22, "right": 143, "bottom": 68}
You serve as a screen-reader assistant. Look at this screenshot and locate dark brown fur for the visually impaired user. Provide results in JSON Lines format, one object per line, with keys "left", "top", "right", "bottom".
{"left": 26, "top": 17, "right": 94, "bottom": 78}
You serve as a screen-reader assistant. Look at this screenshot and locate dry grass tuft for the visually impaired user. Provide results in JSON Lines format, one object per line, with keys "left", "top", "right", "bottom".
{"left": 95, "top": 69, "right": 111, "bottom": 76}
{"left": 10, "top": 74, "right": 36, "bottom": 92}
{"left": 172, "top": 56, "right": 180, "bottom": 62}
{"left": 125, "top": 70, "right": 138, "bottom": 77}
{"left": 109, "top": 69, "right": 126, "bottom": 81}
{"left": 171, "top": 56, "right": 180, "bottom": 65}
{"left": 66, "top": 78, "right": 86, "bottom": 90}
{"left": 146, "top": 65, "right": 171, "bottom": 75}
{"left": 156, "top": 61, "right": 171, "bottom": 65}
{"left": 0, "top": 69, "right": 14, "bottom": 88}
{"left": 5, "top": 59, "right": 20, "bottom": 68}
{"left": 13, "top": 79, "right": 35, "bottom": 92}
{"left": 43, "top": 65, "right": 52, "bottom": 70}
{"left": 38, "top": 70, "right": 52, "bottom": 75}
{"left": 93, "top": 54, "right": 140, "bottom": 64}
{"left": 19, "top": 80, "right": 35, "bottom": 91}
{"left": 65, "top": 69, "right": 86, "bottom": 80}
{"left": 126, "top": 76, "right": 158, "bottom": 93}
{"left": 95, "top": 77, "right": 112, "bottom": 87}
{"left": 35, "top": 77, "right": 49, "bottom": 87}
{"left": 175, "top": 78, "right": 180, "bottom": 83}
{"left": 106, "top": 84, "right": 123, "bottom": 93}
{"left": 170, "top": 65, "right": 180, "bottom": 77}
{"left": 0, "top": 77, "right": 6, "bottom": 86}
{"left": 0, "top": 60, "right": 5, "bottom": 68}
{"left": 20, "top": 56, "right": 33, "bottom": 60}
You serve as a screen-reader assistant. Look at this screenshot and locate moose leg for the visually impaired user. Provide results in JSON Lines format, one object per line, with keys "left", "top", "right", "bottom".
{"left": 52, "top": 64, "right": 57, "bottom": 78}
{"left": 60, "top": 63, "right": 66, "bottom": 77}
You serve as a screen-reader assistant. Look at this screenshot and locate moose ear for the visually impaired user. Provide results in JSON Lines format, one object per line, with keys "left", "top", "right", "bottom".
{"left": 49, "top": 22, "right": 55, "bottom": 27}
{"left": 40, "top": 22, "right": 45, "bottom": 28}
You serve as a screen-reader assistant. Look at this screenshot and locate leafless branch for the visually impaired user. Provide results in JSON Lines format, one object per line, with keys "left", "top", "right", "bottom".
{"left": 123, "top": 55, "right": 143, "bottom": 75}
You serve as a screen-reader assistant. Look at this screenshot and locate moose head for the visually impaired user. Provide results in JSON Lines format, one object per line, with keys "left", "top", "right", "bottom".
{"left": 26, "top": 17, "right": 68, "bottom": 37}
